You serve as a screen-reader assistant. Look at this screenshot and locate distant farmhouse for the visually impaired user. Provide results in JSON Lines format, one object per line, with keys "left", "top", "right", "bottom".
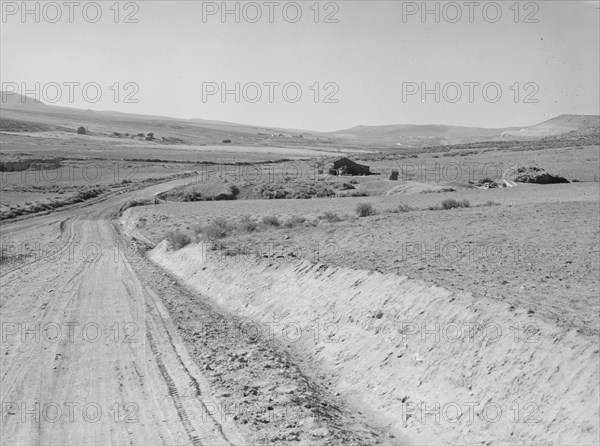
{"left": 329, "top": 158, "right": 371, "bottom": 176}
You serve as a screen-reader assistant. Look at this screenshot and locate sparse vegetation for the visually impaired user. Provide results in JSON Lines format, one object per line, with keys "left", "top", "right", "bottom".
{"left": 237, "top": 216, "right": 257, "bottom": 233}
{"left": 479, "top": 200, "right": 501, "bottom": 207}
{"left": 319, "top": 211, "right": 342, "bottom": 222}
{"left": 385, "top": 204, "right": 413, "bottom": 214}
{"left": 356, "top": 202, "right": 375, "bottom": 217}
{"left": 119, "top": 198, "right": 153, "bottom": 214}
{"left": 432, "top": 198, "right": 471, "bottom": 210}
{"left": 158, "top": 184, "right": 240, "bottom": 202}
{"left": 166, "top": 230, "right": 191, "bottom": 250}
{"left": 283, "top": 215, "right": 306, "bottom": 228}
{"left": 200, "top": 217, "right": 231, "bottom": 240}
{"left": 262, "top": 215, "right": 280, "bottom": 227}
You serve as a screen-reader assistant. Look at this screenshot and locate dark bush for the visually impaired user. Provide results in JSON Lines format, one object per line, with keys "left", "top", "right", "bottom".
{"left": 77, "top": 126, "right": 86, "bottom": 135}
{"left": 166, "top": 230, "right": 191, "bottom": 250}
{"left": 356, "top": 202, "right": 375, "bottom": 217}
{"left": 262, "top": 215, "right": 280, "bottom": 227}
{"left": 441, "top": 198, "right": 470, "bottom": 210}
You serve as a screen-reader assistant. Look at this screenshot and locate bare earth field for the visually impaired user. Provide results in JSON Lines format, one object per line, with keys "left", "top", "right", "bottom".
{"left": 0, "top": 131, "right": 346, "bottom": 162}
{"left": 2, "top": 122, "right": 599, "bottom": 445}
{"left": 116, "top": 141, "right": 599, "bottom": 444}
{"left": 124, "top": 182, "right": 600, "bottom": 336}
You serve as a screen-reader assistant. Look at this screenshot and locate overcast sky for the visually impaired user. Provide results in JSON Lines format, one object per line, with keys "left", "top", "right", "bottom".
{"left": 2, "top": 1, "right": 599, "bottom": 131}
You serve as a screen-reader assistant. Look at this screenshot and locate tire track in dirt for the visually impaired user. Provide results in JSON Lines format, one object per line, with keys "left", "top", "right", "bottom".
{"left": 0, "top": 177, "right": 242, "bottom": 445}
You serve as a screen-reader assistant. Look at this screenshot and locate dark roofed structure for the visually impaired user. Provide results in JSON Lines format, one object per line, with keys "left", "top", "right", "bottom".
{"left": 329, "top": 158, "right": 370, "bottom": 176}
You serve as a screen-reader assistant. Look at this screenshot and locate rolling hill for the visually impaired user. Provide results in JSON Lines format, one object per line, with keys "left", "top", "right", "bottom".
{"left": 1, "top": 92, "right": 598, "bottom": 148}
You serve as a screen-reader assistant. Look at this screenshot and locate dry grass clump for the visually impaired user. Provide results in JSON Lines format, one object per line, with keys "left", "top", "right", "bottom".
{"left": 261, "top": 215, "right": 280, "bottom": 227}
{"left": 318, "top": 211, "right": 342, "bottom": 222}
{"left": 429, "top": 198, "right": 470, "bottom": 210}
{"left": 166, "top": 230, "right": 192, "bottom": 250}
{"left": 386, "top": 203, "right": 413, "bottom": 214}
{"left": 237, "top": 215, "right": 258, "bottom": 233}
{"left": 356, "top": 202, "right": 375, "bottom": 217}
{"left": 197, "top": 217, "right": 232, "bottom": 240}
{"left": 283, "top": 215, "right": 306, "bottom": 228}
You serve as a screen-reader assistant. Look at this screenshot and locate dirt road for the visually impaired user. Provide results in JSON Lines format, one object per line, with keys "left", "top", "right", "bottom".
{"left": 0, "top": 178, "right": 244, "bottom": 445}
{"left": 1, "top": 179, "right": 391, "bottom": 445}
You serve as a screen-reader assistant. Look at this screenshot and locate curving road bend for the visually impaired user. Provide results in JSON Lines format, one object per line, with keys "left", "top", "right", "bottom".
{"left": 0, "top": 178, "right": 244, "bottom": 445}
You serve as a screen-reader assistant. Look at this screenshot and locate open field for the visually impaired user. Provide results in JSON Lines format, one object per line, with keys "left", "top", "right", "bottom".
{"left": 127, "top": 177, "right": 599, "bottom": 444}
{"left": 113, "top": 140, "right": 599, "bottom": 444}
{"left": 2, "top": 104, "right": 599, "bottom": 444}
{"left": 123, "top": 181, "right": 600, "bottom": 336}
{"left": 0, "top": 131, "right": 349, "bottom": 162}
{"left": 3, "top": 128, "right": 599, "bottom": 445}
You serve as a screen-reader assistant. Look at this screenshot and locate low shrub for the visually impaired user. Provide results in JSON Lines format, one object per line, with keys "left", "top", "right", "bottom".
{"left": 441, "top": 198, "right": 470, "bottom": 210}
{"left": 386, "top": 204, "right": 413, "bottom": 214}
{"left": 356, "top": 202, "right": 375, "bottom": 217}
{"left": 202, "top": 223, "right": 228, "bottom": 239}
{"left": 348, "top": 191, "right": 369, "bottom": 197}
{"left": 198, "top": 217, "right": 232, "bottom": 240}
{"left": 237, "top": 216, "right": 257, "bottom": 233}
{"left": 262, "top": 215, "right": 280, "bottom": 227}
{"left": 319, "top": 211, "right": 342, "bottom": 222}
{"left": 212, "top": 217, "right": 229, "bottom": 230}
{"left": 166, "top": 230, "right": 191, "bottom": 250}
{"left": 283, "top": 215, "right": 306, "bottom": 228}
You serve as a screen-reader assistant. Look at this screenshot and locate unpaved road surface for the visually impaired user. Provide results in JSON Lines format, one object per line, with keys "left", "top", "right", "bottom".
{"left": 1, "top": 178, "right": 244, "bottom": 445}
{"left": 1, "top": 179, "right": 391, "bottom": 445}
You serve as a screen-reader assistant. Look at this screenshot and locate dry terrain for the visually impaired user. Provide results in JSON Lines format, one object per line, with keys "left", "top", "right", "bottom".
{"left": 118, "top": 143, "right": 599, "bottom": 444}
{"left": 2, "top": 106, "right": 599, "bottom": 445}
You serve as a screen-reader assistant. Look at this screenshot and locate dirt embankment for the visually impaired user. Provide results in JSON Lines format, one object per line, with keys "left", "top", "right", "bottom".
{"left": 149, "top": 241, "right": 599, "bottom": 445}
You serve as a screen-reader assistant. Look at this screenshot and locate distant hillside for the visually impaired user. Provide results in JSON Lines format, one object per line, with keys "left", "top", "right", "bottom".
{"left": 501, "top": 114, "right": 600, "bottom": 138}
{"left": 330, "top": 115, "right": 599, "bottom": 146}
{"left": 1, "top": 91, "right": 597, "bottom": 148}
{"left": 328, "top": 123, "right": 520, "bottom": 146}
{"left": 0, "top": 91, "right": 336, "bottom": 149}
{"left": 1, "top": 92, "right": 45, "bottom": 108}
{"left": 528, "top": 114, "right": 600, "bottom": 131}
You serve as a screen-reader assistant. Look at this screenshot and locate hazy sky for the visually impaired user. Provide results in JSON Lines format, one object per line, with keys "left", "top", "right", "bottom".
{"left": 1, "top": 1, "right": 599, "bottom": 131}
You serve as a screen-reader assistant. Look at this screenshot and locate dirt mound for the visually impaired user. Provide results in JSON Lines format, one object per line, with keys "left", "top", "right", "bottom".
{"left": 513, "top": 166, "right": 570, "bottom": 184}
{"left": 150, "top": 242, "right": 599, "bottom": 445}
{"left": 385, "top": 181, "right": 455, "bottom": 195}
